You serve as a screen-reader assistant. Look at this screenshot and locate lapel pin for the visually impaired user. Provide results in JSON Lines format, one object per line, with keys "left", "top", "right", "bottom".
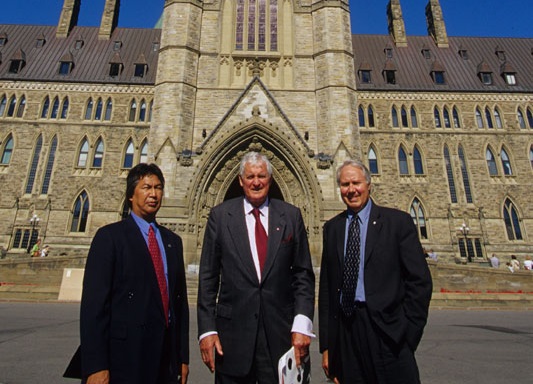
{"left": 276, "top": 227, "right": 280, "bottom": 231}
{"left": 373, "top": 221, "right": 377, "bottom": 225}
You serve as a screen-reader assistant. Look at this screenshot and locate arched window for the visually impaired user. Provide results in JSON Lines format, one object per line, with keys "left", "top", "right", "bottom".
{"left": 485, "top": 107, "right": 494, "bottom": 128}
{"left": 486, "top": 148, "right": 498, "bottom": 176}
{"left": 0, "top": 95, "right": 7, "bottom": 117}
{"left": 1, "top": 134, "right": 14, "bottom": 164}
{"left": 41, "top": 96, "right": 50, "bottom": 118}
{"left": 401, "top": 106, "right": 408, "bottom": 127}
{"left": 41, "top": 136, "right": 57, "bottom": 195}
{"left": 410, "top": 198, "right": 428, "bottom": 239}
{"left": 475, "top": 107, "right": 484, "bottom": 128}
{"left": 123, "top": 139, "right": 135, "bottom": 168}
{"left": 503, "top": 199, "right": 522, "bottom": 240}
{"left": 235, "top": 0, "right": 279, "bottom": 52}
{"left": 517, "top": 108, "right": 526, "bottom": 129}
{"left": 50, "top": 97, "right": 60, "bottom": 119}
{"left": 92, "top": 138, "right": 104, "bottom": 168}
{"left": 148, "top": 100, "right": 153, "bottom": 122}
{"left": 500, "top": 147, "right": 512, "bottom": 175}
{"left": 368, "top": 146, "right": 378, "bottom": 174}
{"left": 444, "top": 145, "right": 457, "bottom": 203}
{"left": 139, "top": 100, "right": 147, "bottom": 122}
{"left": 368, "top": 105, "right": 375, "bottom": 127}
{"left": 452, "top": 106, "right": 461, "bottom": 128}
{"left": 494, "top": 108, "right": 503, "bottom": 128}
{"left": 410, "top": 107, "right": 418, "bottom": 128}
{"left": 398, "top": 146, "right": 408, "bottom": 175}
{"left": 7, "top": 96, "right": 17, "bottom": 117}
{"left": 129, "top": 100, "right": 137, "bottom": 122}
{"left": 458, "top": 145, "right": 473, "bottom": 203}
{"left": 25, "top": 135, "right": 43, "bottom": 194}
{"left": 140, "top": 140, "right": 148, "bottom": 164}
{"left": 443, "top": 107, "right": 451, "bottom": 128}
{"left": 71, "top": 191, "right": 90, "bottom": 232}
{"left": 434, "top": 107, "right": 442, "bottom": 128}
{"left": 104, "top": 98, "right": 113, "bottom": 121}
{"left": 530, "top": 145, "right": 533, "bottom": 169}
{"left": 527, "top": 108, "right": 533, "bottom": 128}
{"left": 16, "top": 96, "right": 26, "bottom": 118}
{"left": 94, "top": 98, "right": 103, "bottom": 120}
{"left": 391, "top": 106, "right": 399, "bottom": 127}
{"left": 60, "top": 97, "right": 69, "bottom": 119}
{"left": 77, "top": 138, "right": 89, "bottom": 167}
{"left": 358, "top": 105, "right": 365, "bottom": 127}
{"left": 413, "top": 146, "right": 424, "bottom": 175}
{"left": 85, "top": 98, "right": 93, "bottom": 120}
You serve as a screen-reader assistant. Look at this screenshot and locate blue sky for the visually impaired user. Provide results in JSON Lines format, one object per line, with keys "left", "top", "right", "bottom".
{"left": 0, "top": 0, "right": 531, "bottom": 37}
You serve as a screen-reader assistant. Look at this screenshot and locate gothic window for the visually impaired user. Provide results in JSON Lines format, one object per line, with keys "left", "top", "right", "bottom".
{"left": 41, "top": 136, "right": 57, "bottom": 195}
{"left": 475, "top": 107, "right": 484, "bottom": 128}
{"left": 434, "top": 107, "right": 442, "bottom": 128}
{"left": 485, "top": 107, "right": 494, "bottom": 128}
{"left": 92, "top": 138, "right": 104, "bottom": 168}
{"left": 368, "top": 146, "right": 378, "bottom": 174}
{"left": 517, "top": 108, "right": 526, "bottom": 129}
{"left": 50, "top": 97, "right": 60, "bottom": 119}
{"left": 129, "top": 100, "right": 137, "bottom": 122}
{"left": 368, "top": 105, "right": 375, "bottom": 127}
{"left": 123, "top": 140, "right": 135, "bottom": 168}
{"left": 527, "top": 108, "right": 533, "bottom": 128}
{"left": 444, "top": 145, "right": 457, "bottom": 203}
{"left": 458, "top": 145, "right": 473, "bottom": 203}
{"left": 235, "top": 0, "right": 278, "bottom": 52}
{"left": 41, "top": 96, "right": 50, "bottom": 118}
{"left": 148, "top": 100, "right": 153, "bottom": 122}
{"left": 358, "top": 105, "right": 365, "bottom": 127}
{"left": 413, "top": 146, "right": 424, "bottom": 175}
{"left": 410, "top": 107, "right": 418, "bottom": 128}
{"left": 1, "top": 134, "right": 14, "bottom": 164}
{"left": 0, "top": 95, "right": 6, "bottom": 116}
{"left": 16, "top": 96, "right": 26, "bottom": 118}
{"left": 77, "top": 138, "right": 89, "bottom": 168}
{"left": 503, "top": 199, "right": 522, "bottom": 240}
{"left": 401, "top": 106, "right": 408, "bottom": 127}
{"left": 140, "top": 140, "right": 148, "bottom": 164}
{"left": 486, "top": 148, "right": 498, "bottom": 176}
{"left": 94, "top": 98, "right": 103, "bottom": 120}
{"left": 443, "top": 107, "right": 451, "bottom": 128}
{"left": 139, "top": 100, "right": 147, "bottom": 122}
{"left": 453, "top": 106, "right": 461, "bottom": 128}
{"left": 85, "top": 98, "right": 93, "bottom": 120}
{"left": 7, "top": 96, "right": 16, "bottom": 117}
{"left": 494, "top": 108, "right": 503, "bottom": 128}
{"left": 60, "top": 97, "right": 69, "bottom": 119}
{"left": 410, "top": 198, "right": 428, "bottom": 239}
{"left": 500, "top": 147, "right": 512, "bottom": 175}
{"left": 398, "top": 146, "right": 408, "bottom": 175}
{"left": 25, "top": 135, "right": 42, "bottom": 194}
{"left": 71, "top": 191, "right": 89, "bottom": 233}
{"left": 392, "top": 106, "right": 399, "bottom": 127}
{"left": 104, "top": 98, "right": 113, "bottom": 121}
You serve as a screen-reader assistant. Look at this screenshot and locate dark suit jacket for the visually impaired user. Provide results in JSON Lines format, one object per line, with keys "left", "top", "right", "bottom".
{"left": 79, "top": 215, "right": 189, "bottom": 384}
{"left": 318, "top": 202, "right": 432, "bottom": 375}
{"left": 197, "top": 197, "right": 315, "bottom": 376}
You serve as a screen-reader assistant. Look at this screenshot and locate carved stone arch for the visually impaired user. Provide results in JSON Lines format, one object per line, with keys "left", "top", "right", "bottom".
{"left": 188, "top": 121, "right": 323, "bottom": 261}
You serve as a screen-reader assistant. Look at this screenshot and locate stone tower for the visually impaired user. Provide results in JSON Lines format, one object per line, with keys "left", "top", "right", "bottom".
{"left": 387, "top": 0, "right": 408, "bottom": 47}
{"left": 426, "top": 0, "right": 449, "bottom": 47}
{"left": 99, "top": 0, "right": 121, "bottom": 39}
{"left": 56, "top": 0, "right": 81, "bottom": 38}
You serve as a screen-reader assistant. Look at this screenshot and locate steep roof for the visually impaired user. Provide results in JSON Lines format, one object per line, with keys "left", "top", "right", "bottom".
{"left": 0, "top": 25, "right": 161, "bottom": 84}
{"left": 352, "top": 34, "right": 533, "bottom": 93}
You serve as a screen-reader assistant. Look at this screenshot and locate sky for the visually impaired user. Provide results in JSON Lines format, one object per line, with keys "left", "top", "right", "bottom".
{"left": 0, "top": 0, "right": 531, "bottom": 38}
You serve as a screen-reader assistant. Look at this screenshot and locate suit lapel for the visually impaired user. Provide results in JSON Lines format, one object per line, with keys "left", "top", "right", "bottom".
{"left": 335, "top": 212, "right": 348, "bottom": 269}
{"left": 364, "top": 204, "right": 382, "bottom": 265}
{"left": 261, "top": 199, "right": 285, "bottom": 282}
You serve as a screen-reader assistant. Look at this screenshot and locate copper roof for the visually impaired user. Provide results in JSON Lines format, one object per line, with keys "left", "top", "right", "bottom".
{"left": 0, "top": 25, "right": 160, "bottom": 84}
{"left": 353, "top": 34, "right": 533, "bottom": 92}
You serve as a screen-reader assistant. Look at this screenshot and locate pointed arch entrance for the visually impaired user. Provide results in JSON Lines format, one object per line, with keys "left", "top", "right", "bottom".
{"left": 188, "top": 124, "right": 322, "bottom": 263}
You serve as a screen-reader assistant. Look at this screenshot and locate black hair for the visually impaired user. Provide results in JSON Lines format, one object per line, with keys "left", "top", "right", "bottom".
{"left": 126, "top": 163, "right": 165, "bottom": 207}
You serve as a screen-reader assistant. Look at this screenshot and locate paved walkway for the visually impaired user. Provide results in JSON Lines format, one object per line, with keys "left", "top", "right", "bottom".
{"left": 0, "top": 302, "right": 532, "bottom": 383}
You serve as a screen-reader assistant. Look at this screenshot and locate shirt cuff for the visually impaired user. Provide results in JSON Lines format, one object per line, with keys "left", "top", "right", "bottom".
{"left": 291, "top": 314, "right": 315, "bottom": 338}
{"left": 198, "top": 331, "right": 218, "bottom": 343}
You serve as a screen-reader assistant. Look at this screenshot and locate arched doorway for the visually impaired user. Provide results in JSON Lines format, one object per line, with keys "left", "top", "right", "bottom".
{"left": 224, "top": 176, "right": 284, "bottom": 201}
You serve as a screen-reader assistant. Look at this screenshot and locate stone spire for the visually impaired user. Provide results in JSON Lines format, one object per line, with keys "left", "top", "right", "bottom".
{"left": 99, "top": 0, "right": 121, "bottom": 39}
{"left": 387, "top": 0, "right": 407, "bottom": 47}
{"left": 56, "top": 0, "right": 81, "bottom": 38}
{"left": 426, "top": 0, "right": 449, "bottom": 48}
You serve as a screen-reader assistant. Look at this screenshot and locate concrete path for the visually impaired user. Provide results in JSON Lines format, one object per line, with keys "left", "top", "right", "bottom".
{"left": 0, "top": 302, "right": 531, "bottom": 383}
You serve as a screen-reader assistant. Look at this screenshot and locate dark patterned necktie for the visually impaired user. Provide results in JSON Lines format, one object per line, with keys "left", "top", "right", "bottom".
{"left": 252, "top": 208, "right": 268, "bottom": 272}
{"left": 341, "top": 215, "right": 360, "bottom": 317}
{"left": 148, "top": 225, "right": 169, "bottom": 326}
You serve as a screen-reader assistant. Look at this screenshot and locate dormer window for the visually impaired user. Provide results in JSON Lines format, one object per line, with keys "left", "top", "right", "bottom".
{"left": 385, "top": 48, "right": 393, "bottom": 59}
{"left": 58, "top": 52, "right": 74, "bottom": 75}
{"left": 9, "top": 59, "right": 24, "bottom": 74}
{"left": 0, "top": 33, "right": 7, "bottom": 47}
{"left": 134, "top": 63, "right": 147, "bottom": 78}
{"left": 384, "top": 70, "right": 396, "bottom": 84}
{"left": 480, "top": 72, "right": 492, "bottom": 85}
{"left": 36, "top": 35, "right": 46, "bottom": 48}
{"left": 495, "top": 47, "right": 506, "bottom": 61}
{"left": 430, "top": 60, "right": 446, "bottom": 85}
{"left": 113, "top": 41, "right": 122, "bottom": 51}
{"left": 110, "top": 63, "right": 121, "bottom": 77}
{"left": 504, "top": 73, "right": 516, "bottom": 85}
{"left": 422, "top": 49, "right": 431, "bottom": 59}
{"left": 152, "top": 41, "right": 160, "bottom": 52}
{"left": 459, "top": 49, "right": 469, "bottom": 60}
{"left": 360, "top": 70, "right": 372, "bottom": 83}
{"left": 75, "top": 39, "right": 84, "bottom": 50}
{"left": 501, "top": 62, "right": 517, "bottom": 85}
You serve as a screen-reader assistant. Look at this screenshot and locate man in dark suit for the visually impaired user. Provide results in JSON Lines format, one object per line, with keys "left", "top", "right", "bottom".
{"left": 78, "top": 163, "right": 189, "bottom": 384}
{"left": 319, "top": 159, "right": 432, "bottom": 384}
{"left": 197, "top": 151, "right": 315, "bottom": 383}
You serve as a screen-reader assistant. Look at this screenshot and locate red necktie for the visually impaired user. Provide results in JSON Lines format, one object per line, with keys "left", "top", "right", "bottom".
{"left": 148, "top": 225, "right": 169, "bottom": 326}
{"left": 252, "top": 208, "right": 268, "bottom": 272}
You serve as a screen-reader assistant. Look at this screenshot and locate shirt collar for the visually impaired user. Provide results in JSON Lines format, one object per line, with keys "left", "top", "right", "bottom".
{"left": 348, "top": 199, "right": 372, "bottom": 223}
{"left": 243, "top": 197, "right": 269, "bottom": 215}
{"left": 130, "top": 211, "right": 157, "bottom": 234}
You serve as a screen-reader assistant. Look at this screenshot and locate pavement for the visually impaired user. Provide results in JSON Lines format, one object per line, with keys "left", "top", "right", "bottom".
{"left": 0, "top": 302, "right": 532, "bottom": 384}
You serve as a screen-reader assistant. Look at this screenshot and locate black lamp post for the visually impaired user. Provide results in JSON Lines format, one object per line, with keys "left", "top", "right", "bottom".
{"left": 459, "top": 222, "right": 471, "bottom": 262}
{"left": 27, "top": 214, "right": 40, "bottom": 253}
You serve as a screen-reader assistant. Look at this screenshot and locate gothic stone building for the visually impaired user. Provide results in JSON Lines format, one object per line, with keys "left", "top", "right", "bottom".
{"left": 0, "top": 0, "right": 532, "bottom": 265}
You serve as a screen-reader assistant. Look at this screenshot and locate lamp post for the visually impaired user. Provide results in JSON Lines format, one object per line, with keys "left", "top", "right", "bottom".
{"left": 459, "top": 222, "right": 471, "bottom": 262}
{"left": 27, "top": 213, "right": 40, "bottom": 254}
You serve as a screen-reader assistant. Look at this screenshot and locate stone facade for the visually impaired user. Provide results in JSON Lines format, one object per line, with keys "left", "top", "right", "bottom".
{"left": 0, "top": 0, "right": 531, "bottom": 267}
